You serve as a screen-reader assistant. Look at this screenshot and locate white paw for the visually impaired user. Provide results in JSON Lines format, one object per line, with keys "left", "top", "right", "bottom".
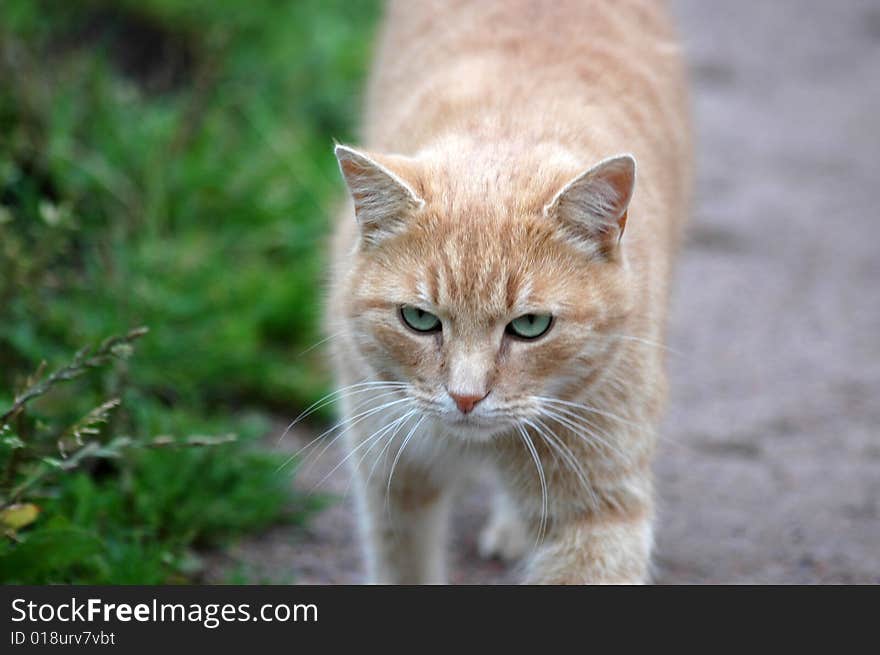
{"left": 478, "top": 507, "right": 530, "bottom": 562}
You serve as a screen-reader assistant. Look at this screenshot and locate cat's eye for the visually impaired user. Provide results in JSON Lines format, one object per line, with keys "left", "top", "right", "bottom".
{"left": 400, "top": 305, "right": 441, "bottom": 333}
{"left": 506, "top": 313, "right": 553, "bottom": 340}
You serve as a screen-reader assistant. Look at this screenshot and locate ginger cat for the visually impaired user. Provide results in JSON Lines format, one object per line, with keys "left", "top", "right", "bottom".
{"left": 327, "top": 0, "right": 691, "bottom": 584}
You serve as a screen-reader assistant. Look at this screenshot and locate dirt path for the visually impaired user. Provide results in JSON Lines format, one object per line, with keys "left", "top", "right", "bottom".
{"left": 208, "top": 0, "right": 880, "bottom": 584}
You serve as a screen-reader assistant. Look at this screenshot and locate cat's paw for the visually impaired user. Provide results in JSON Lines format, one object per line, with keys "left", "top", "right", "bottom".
{"left": 478, "top": 507, "right": 530, "bottom": 562}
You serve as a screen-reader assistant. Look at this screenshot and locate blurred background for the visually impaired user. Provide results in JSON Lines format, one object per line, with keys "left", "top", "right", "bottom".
{"left": 1, "top": 0, "right": 877, "bottom": 584}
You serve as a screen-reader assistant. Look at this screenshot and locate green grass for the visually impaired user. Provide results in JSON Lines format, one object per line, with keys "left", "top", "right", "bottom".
{"left": 0, "top": 0, "right": 380, "bottom": 583}
{"left": 0, "top": 411, "right": 317, "bottom": 584}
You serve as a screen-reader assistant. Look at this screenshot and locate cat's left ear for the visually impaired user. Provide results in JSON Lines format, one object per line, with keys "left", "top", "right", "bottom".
{"left": 544, "top": 154, "right": 636, "bottom": 260}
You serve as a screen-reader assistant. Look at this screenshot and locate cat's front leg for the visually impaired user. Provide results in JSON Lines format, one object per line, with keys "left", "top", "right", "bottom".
{"left": 522, "top": 503, "right": 654, "bottom": 585}
{"left": 478, "top": 486, "right": 531, "bottom": 562}
{"left": 352, "top": 462, "right": 453, "bottom": 584}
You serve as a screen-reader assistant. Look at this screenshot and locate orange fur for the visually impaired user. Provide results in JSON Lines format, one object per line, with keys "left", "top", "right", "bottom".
{"left": 327, "top": 0, "right": 691, "bottom": 584}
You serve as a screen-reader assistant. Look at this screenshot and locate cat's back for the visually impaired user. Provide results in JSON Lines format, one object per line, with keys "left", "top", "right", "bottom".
{"left": 369, "top": 4, "right": 686, "bottom": 146}
{"left": 360, "top": 0, "right": 691, "bottom": 245}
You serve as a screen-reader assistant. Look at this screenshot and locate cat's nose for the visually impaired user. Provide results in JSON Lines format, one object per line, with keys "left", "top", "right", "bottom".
{"left": 448, "top": 391, "right": 487, "bottom": 414}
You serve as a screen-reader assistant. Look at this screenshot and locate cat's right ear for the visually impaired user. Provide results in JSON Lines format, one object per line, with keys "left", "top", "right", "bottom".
{"left": 334, "top": 144, "right": 424, "bottom": 244}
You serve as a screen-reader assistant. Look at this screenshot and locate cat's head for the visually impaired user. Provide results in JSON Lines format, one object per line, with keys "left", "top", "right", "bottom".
{"left": 333, "top": 143, "right": 637, "bottom": 440}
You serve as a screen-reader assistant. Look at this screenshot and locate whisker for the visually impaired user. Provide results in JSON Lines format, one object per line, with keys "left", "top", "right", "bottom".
{"left": 541, "top": 404, "right": 621, "bottom": 449}
{"left": 535, "top": 395, "right": 644, "bottom": 431}
{"left": 527, "top": 417, "right": 598, "bottom": 509}
{"left": 517, "top": 424, "right": 548, "bottom": 549}
{"left": 276, "top": 380, "right": 407, "bottom": 445}
{"left": 539, "top": 407, "right": 630, "bottom": 463}
{"left": 604, "top": 332, "right": 684, "bottom": 357}
{"left": 302, "top": 397, "right": 412, "bottom": 474}
{"left": 278, "top": 387, "right": 408, "bottom": 468}
{"left": 344, "top": 410, "right": 417, "bottom": 497}
{"left": 296, "top": 330, "right": 345, "bottom": 358}
{"left": 385, "top": 414, "right": 426, "bottom": 514}
{"left": 364, "top": 412, "right": 418, "bottom": 491}
{"left": 276, "top": 396, "right": 410, "bottom": 473}
{"left": 312, "top": 409, "right": 417, "bottom": 493}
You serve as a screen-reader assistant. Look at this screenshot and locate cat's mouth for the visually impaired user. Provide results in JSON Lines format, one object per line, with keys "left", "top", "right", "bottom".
{"left": 436, "top": 411, "right": 514, "bottom": 441}
{"left": 446, "top": 412, "right": 490, "bottom": 427}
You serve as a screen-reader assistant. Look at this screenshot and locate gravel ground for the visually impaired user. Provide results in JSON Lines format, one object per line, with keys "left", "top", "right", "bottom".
{"left": 209, "top": 0, "right": 880, "bottom": 584}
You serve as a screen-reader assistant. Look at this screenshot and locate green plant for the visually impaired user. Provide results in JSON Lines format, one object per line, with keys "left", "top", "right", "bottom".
{"left": 0, "top": 0, "right": 380, "bottom": 584}
{"left": 1, "top": 327, "right": 150, "bottom": 513}
{"left": 0, "top": 0, "right": 380, "bottom": 412}
{"left": 0, "top": 329, "right": 316, "bottom": 583}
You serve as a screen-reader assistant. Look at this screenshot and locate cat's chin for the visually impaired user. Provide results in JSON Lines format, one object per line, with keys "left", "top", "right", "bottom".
{"left": 436, "top": 415, "right": 511, "bottom": 443}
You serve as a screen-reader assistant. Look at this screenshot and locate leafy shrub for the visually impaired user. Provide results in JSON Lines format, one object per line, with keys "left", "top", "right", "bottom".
{"left": 1, "top": 0, "right": 379, "bottom": 411}
{"left": 0, "top": 0, "right": 379, "bottom": 583}
{"left": 0, "top": 330, "right": 317, "bottom": 583}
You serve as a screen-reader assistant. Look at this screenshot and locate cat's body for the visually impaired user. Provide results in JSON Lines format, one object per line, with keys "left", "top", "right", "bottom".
{"left": 327, "top": 0, "right": 691, "bottom": 583}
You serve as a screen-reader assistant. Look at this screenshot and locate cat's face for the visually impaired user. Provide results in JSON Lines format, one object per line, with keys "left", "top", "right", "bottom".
{"left": 336, "top": 145, "right": 636, "bottom": 440}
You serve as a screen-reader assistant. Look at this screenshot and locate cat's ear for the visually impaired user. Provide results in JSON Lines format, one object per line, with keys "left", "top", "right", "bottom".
{"left": 334, "top": 144, "right": 424, "bottom": 244}
{"left": 544, "top": 154, "right": 636, "bottom": 259}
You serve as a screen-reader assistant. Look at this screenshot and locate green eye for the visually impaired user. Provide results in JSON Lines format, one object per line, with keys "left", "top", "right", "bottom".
{"left": 507, "top": 313, "right": 553, "bottom": 340}
{"left": 400, "top": 305, "right": 441, "bottom": 333}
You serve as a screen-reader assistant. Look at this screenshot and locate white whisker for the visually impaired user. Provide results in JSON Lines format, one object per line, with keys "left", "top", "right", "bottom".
{"left": 277, "top": 387, "right": 408, "bottom": 470}
{"left": 313, "top": 410, "right": 417, "bottom": 493}
{"left": 539, "top": 406, "right": 630, "bottom": 463}
{"left": 535, "top": 395, "right": 643, "bottom": 431}
{"left": 296, "top": 330, "right": 345, "bottom": 358}
{"left": 277, "top": 380, "right": 407, "bottom": 445}
{"left": 303, "top": 397, "right": 412, "bottom": 474}
{"left": 385, "top": 414, "right": 426, "bottom": 513}
{"left": 344, "top": 410, "right": 417, "bottom": 497}
{"left": 365, "top": 412, "right": 418, "bottom": 491}
{"left": 276, "top": 396, "right": 410, "bottom": 473}
{"left": 527, "top": 417, "right": 599, "bottom": 510}
{"left": 517, "top": 424, "right": 548, "bottom": 548}
{"left": 604, "top": 332, "right": 683, "bottom": 357}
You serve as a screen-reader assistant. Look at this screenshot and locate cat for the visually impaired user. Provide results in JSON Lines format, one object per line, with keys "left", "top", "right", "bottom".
{"left": 326, "top": 0, "right": 692, "bottom": 584}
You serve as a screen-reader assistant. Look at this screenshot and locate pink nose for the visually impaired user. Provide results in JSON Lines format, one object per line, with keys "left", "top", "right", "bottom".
{"left": 449, "top": 392, "right": 486, "bottom": 414}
